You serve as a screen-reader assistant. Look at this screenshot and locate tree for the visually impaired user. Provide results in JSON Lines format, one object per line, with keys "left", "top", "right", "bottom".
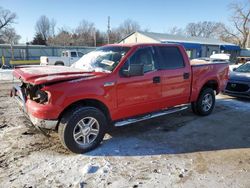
{"left": 95, "top": 30, "right": 106, "bottom": 46}
{"left": 0, "top": 7, "right": 17, "bottom": 30}
{"left": 35, "top": 15, "right": 56, "bottom": 43}
{"left": 49, "top": 27, "right": 73, "bottom": 46}
{"left": 74, "top": 20, "right": 96, "bottom": 46}
{"left": 185, "top": 21, "right": 224, "bottom": 38}
{"left": 44, "top": 18, "right": 141, "bottom": 46}
{"left": 31, "top": 33, "right": 46, "bottom": 45}
{"left": 168, "top": 26, "right": 184, "bottom": 35}
{"left": 49, "top": 18, "right": 56, "bottom": 38}
{"left": 0, "top": 7, "right": 20, "bottom": 44}
{"left": 106, "top": 19, "right": 141, "bottom": 44}
{"left": 117, "top": 19, "right": 141, "bottom": 38}
{"left": 221, "top": 0, "right": 250, "bottom": 48}
{"left": 0, "top": 27, "right": 20, "bottom": 44}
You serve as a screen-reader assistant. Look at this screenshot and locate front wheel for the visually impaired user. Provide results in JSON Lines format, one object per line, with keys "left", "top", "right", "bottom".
{"left": 58, "top": 107, "right": 107, "bottom": 153}
{"left": 191, "top": 88, "right": 215, "bottom": 116}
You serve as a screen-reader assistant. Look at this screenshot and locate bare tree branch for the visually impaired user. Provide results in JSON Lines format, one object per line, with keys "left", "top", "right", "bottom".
{"left": 0, "top": 7, "right": 17, "bottom": 30}
{"left": 168, "top": 26, "right": 184, "bottom": 35}
{"left": 185, "top": 21, "right": 224, "bottom": 38}
{"left": 35, "top": 15, "right": 56, "bottom": 43}
{"left": 223, "top": 0, "right": 250, "bottom": 48}
{"left": 1, "top": 27, "right": 20, "bottom": 44}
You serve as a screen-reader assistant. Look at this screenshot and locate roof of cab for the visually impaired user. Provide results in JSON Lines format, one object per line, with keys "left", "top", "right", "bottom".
{"left": 102, "top": 43, "right": 182, "bottom": 48}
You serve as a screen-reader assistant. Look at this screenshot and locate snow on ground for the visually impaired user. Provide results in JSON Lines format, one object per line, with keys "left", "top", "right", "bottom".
{"left": 0, "top": 69, "right": 15, "bottom": 82}
{"left": 0, "top": 83, "right": 250, "bottom": 188}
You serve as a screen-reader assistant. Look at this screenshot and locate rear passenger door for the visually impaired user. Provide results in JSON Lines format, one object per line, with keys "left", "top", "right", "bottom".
{"left": 154, "top": 46, "right": 191, "bottom": 108}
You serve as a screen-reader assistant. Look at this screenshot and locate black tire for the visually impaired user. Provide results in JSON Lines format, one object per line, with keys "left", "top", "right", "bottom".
{"left": 191, "top": 88, "right": 215, "bottom": 116}
{"left": 55, "top": 62, "right": 64, "bottom": 66}
{"left": 58, "top": 106, "right": 107, "bottom": 153}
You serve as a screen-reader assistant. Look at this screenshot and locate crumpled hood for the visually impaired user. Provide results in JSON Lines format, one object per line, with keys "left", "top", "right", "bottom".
{"left": 13, "top": 66, "right": 103, "bottom": 85}
{"left": 229, "top": 71, "right": 250, "bottom": 82}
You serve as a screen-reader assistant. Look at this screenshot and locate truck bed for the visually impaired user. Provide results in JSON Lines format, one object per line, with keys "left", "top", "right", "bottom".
{"left": 190, "top": 60, "right": 229, "bottom": 102}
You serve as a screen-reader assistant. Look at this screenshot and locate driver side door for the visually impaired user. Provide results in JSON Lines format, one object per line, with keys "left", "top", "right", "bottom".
{"left": 115, "top": 47, "right": 162, "bottom": 120}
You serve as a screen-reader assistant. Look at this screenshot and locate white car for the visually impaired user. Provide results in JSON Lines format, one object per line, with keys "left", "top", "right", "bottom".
{"left": 210, "top": 53, "right": 230, "bottom": 61}
{"left": 40, "top": 50, "right": 84, "bottom": 66}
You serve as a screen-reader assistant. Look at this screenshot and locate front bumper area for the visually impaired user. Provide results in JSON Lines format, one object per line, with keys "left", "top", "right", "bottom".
{"left": 11, "top": 85, "right": 58, "bottom": 130}
{"left": 223, "top": 90, "right": 250, "bottom": 98}
{"left": 29, "top": 114, "right": 58, "bottom": 129}
{"left": 224, "top": 80, "right": 250, "bottom": 99}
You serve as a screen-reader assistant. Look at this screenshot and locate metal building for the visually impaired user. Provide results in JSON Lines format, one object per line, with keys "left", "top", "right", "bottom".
{"left": 119, "top": 31, "right": 241, "bottom": 62}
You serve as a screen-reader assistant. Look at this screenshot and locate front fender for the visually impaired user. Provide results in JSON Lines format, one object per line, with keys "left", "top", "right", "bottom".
{"left": 44, "top": 79, "right": 116, "bottom": 119}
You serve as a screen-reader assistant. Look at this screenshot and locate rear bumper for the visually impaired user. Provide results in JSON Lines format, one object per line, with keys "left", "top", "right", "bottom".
{"left": 11, "top": 85, "right": 58, "bottom": 130}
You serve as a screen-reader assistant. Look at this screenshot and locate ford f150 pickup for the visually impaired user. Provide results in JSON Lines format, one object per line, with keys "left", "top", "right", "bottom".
{"left": 11, "top": 43, "right": 229, "bottom": 153}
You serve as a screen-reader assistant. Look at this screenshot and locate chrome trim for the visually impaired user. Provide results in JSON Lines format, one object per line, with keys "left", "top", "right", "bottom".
{"left": 73, "top": 117, "right": 100, "bottom": 145}
{"left": 191, "top": 62, "right": 228, "bottom": 67}
{"left": 29, "top": 115, "right": 57, "bottom": 130}
{"left": 104, "top": 82, "right": 115, "bottom": 87}
{"left": 114, "top": 105, "right": 188, "bottom": 127}
{"left": 12, "top": 84, "right": 27, "bottom": 112}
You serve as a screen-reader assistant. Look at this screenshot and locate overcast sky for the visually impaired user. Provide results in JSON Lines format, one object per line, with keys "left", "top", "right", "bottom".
{"left": 0, "top": 0, "right": 238, "bottom": 43}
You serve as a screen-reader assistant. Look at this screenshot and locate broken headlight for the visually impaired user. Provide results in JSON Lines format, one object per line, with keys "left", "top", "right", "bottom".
{"left": 33, "top": 89, "right": 49, "bottom": 104}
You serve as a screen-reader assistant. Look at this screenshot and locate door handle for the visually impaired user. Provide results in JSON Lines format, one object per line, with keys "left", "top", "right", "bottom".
{"left": 153, "top": 76, "right": 161, "bottom": 83}
{"left": 183, "top": 72, "right": 190, "bottom": 80}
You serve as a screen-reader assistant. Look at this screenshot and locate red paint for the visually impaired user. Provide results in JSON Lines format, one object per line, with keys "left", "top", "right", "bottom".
{"left": 13, "top": 43, "right": 229, "bottom": 122}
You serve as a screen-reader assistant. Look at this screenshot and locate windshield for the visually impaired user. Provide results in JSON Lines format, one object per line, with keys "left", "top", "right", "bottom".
{"left": 71, "top": 46, "right": 130, "bottom": 72}
{"left": 235, "top": 62, "right": 250, "bottom": 73}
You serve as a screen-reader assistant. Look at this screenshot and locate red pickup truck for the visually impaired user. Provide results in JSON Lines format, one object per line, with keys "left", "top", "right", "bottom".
{"left": 11, "top": 43, "right": 229, "bottom": 153}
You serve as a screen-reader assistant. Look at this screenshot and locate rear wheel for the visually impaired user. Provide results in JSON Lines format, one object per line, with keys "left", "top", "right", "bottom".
{"left": 191, "top": 88, "right": 215, "bottom": 116}
{"left": 58, "top": 106, "right": 107, "bottom": 153}
{"left": 55, "top": 62, "right": 64, "bottom": 66}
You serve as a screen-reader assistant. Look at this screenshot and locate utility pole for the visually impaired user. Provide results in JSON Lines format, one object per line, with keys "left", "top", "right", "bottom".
{"left": 93, "top": 28, "right": 96, "bottom": 47}
{"left": 107, "top": 16, "right": 111, "bottom": 44}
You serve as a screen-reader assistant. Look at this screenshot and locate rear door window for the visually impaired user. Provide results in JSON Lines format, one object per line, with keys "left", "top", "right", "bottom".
{"left": 154, "top": 46, "right": 185, "bottom": 69}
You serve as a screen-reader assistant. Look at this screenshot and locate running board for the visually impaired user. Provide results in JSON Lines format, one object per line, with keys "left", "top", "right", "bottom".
{"left": 114, "top": 105, "right": 188, "bottom": 127}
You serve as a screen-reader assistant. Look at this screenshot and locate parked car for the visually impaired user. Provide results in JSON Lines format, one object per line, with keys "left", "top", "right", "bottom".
{"left": 11, "top": 43, "right": 229, "bottom": 153}
{"left": 224, "top": 61, "right": 250, "bottom": 98}
{"left": 210, "top": 53, "right": 230, "bottom": 61}
{"left": 229, "top": 64, "right": 241, "bottom": 72}
{"left": 40, "top": 50, "right": 84, "bottom": 66}
{"left": 1, "top": 64, "right": 12, "bottom": 69}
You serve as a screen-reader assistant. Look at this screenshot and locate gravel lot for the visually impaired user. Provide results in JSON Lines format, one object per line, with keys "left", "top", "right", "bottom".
{"left": 0, "top": 82, "right": 250, "bottom": 188}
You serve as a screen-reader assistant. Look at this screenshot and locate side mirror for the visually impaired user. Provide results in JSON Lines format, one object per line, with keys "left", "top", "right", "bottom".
{"left": 233, "top": 68, "right": 237, "bottom": 71}
{"left": 122, "top": 64, "right": 144, "bottom": 77}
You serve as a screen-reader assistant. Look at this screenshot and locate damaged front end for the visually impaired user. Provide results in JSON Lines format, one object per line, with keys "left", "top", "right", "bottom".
{"left": 11, "top": 82, "right": 58, "bottom": 131}
{"left": 11, "top": 83, "right": 49, "bottom": 106}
